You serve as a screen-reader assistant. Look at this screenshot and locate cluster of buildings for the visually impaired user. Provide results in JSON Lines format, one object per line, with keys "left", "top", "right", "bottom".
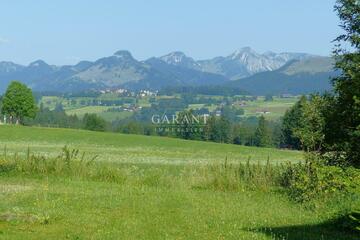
{"left": 99, "top": 88, "right": 131, "bottom": 96}
{"left": 139, "top": 90, "right": 157, "bottom": 97}
{"left": 99, "top": 88, "right": 157, "bottom": 97}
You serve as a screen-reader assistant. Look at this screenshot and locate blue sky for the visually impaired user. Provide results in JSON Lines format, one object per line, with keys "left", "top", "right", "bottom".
{"left": 0, "top": 0, "right": 341, "bottom": 65}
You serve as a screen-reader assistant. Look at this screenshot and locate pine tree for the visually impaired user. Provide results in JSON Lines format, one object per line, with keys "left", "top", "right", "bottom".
{"left": 254, "top": 115, "right": 271, "bottom": 147}
{"left": 281, "top": 96, "right": 307, "bottom": 149}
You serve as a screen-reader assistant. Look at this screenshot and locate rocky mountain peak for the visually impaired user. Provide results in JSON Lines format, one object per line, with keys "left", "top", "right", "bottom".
{"left": 29, "top": 60, "right": 49, "bottom": 68}
{"left": 159, "top": 51, "right": 200, "bottom": 69}
{"left": 160, "top": 51, "right": 188, "bottom": 63}
{"left": 0, "top": 61, "right": 24, "bottom": 73}
{"left": 230, "top": 47, "right": 260, "bottom": 60}
{"left": 113, "top": 50, "right": 134, "bottom": 60}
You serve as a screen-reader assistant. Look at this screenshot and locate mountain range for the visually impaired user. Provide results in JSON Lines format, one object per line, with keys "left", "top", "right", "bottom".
{"left": 0, "top": 47, "right": 335, "bottom": 95}
{"left": 228, "top": 56, "right": 336, "bottom": 95}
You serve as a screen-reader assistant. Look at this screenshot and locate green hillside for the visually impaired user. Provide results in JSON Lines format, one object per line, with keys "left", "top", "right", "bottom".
{"left": 0, "top": 125, "right": 301, "bottom": 165}
{"left": 228, "top": 57, "right": 336, "bottom": 95}
{"left": 0, "top": 126, "right": 358, "bottom": 240}
{"left": 282, "top": 57, "right": 334, "bottom": 75}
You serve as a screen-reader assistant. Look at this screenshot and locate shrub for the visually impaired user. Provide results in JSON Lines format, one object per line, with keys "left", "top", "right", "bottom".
{"left": 280, "top": 158, "right": 360, "bottom": 203}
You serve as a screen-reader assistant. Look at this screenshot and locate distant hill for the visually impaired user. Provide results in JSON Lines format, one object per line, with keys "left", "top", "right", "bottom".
{"left": 0, "top": 50, "right": 228, "bottom": 93}
{"left": 157, "top": 48, "right": 313, "bottom": 80}
{"left": 227, "top": 56, "right": 337, "bottom": 95}
{"left": 0, "top": 48, "right": 333, "bottom": 94}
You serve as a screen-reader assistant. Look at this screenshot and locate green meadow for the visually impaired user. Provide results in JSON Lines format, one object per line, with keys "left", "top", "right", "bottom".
{"left": 65, "top": 106, "right": 134, "bottom": 122}
{"left": 0, "top": 125, "right": 301, "bottom": 165}
{"left": 240, "top": 96, "right": 299, "bottom": 120}
{"left": 0, "top": 125, "right": 358, "bottom": 240}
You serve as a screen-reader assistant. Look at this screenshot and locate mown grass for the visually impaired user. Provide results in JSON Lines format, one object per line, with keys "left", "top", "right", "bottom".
{"left": 0, "top": 125, "right": 302, "bottom": 165}
{"left": 240, "top": 96, "right": 299, "bottom": 120}
{"left": 65, "top": 106, "right": 134, "bottom": 121}
{"left": 65, "top": 106, "right": 113, "bottom": 116}
{"left": 0, "top": 147, "right": 358, "bottom": 240}
{"left": 97, "top": 111, "right": 134, "bottom": 122}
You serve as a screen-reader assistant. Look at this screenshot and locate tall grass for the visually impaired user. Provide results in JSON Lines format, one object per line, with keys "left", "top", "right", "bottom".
{"left": 0, "top": 147, "right": 287, "bottom": 191}
{"left": 0, "top": 146, "right": 127, "bottom": 184}
{"left": 1, "top": 147, "right": 358, "bottom": 206}
{"left": 188, "top": 157, "right": 286, "bottom": 192}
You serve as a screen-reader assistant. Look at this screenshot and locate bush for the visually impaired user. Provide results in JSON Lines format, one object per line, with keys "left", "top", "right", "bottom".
{"left": 280, "top": 157, "right": 360, "bottom": 203}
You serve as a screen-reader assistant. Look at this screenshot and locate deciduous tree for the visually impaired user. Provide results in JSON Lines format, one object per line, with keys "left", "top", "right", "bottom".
{"left": 1, "top": 81, "right": 37, "bottom": 124}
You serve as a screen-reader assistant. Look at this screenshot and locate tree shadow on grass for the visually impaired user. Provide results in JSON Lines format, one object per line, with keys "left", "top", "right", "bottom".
{"left": 252, "top": 215, "right": 359, "bottom": 240}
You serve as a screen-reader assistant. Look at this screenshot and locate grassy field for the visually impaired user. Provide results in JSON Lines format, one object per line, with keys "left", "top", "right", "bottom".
{"left": 240, "top": 97, "right": 299, "bottom": 120}
{"left": 0, "top": 125, "right": 301, "bottom": 165}
{"left": 65, "top": 106, "right": 133, "bottom": 121}
{"left": 65, "top": 106, "right": 112, "bottom": 116}
{"left": 0, "top": 126, "right": 357, "bottom": 240}
{"left": 1, "top": 173, "right": 355, "bottom": 240}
